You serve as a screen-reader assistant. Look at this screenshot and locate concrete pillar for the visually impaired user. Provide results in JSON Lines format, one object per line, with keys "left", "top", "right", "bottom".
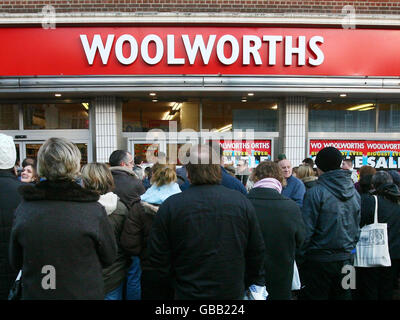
{"left": 91, "top": 96, "right": 120, "bottom": 163}
{"left": 282, "top": 96, "right": 307, "bottom": 167}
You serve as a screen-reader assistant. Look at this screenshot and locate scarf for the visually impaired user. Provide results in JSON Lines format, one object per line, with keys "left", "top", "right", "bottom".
{"left": 253, "top": 178, "right": 282, "bottom": 194}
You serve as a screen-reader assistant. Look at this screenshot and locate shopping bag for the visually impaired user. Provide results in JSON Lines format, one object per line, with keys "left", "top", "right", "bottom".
{"left": 8, "top": 270, "right": 22, "bottom": 300}
{"left": 353, "top": 195, "right": 391, "bottom": 268}
{"left": 291, "top": 261, "right": 301, "bottom": 290}
{"left": 243, "top": 285, "right": 268, "bottom": 300}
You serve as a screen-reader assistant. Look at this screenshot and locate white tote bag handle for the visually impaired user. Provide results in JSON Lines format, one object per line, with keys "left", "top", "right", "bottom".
{"left": 373, "top": 195, "right": 378, "bottom": 225}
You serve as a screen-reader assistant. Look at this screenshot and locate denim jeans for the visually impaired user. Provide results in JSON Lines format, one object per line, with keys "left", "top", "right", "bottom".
{"left": 125, "top": 256, "right": 142, "bottom": 300}
{"left": 104, "top": 282, "right": 124, "bottom": 300}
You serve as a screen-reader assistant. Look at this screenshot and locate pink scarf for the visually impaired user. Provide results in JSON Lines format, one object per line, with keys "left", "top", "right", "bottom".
{"left": 253, "top": 178, "right": 282, "bottom": 194}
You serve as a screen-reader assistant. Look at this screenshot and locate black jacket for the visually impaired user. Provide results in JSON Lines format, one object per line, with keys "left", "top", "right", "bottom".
{"left": 110, "top": 167, "right": 145, "bottom": 210}
{"left": 147, "top": 184, "right": 265, "bottom": 300}
{"left": 0, "top": 170, "right": 24, "bottom": 299}
{"left": 9, "top": 180, "right": 117, "bottom": 300}
{"left": 248, "top": 187, "right": 306, "bottom": 300}
{"left": 301, "top": 169, "right": 361, "bottom": 262}
{"left": 360, "top": 185, "right": 400, "bottom": 260}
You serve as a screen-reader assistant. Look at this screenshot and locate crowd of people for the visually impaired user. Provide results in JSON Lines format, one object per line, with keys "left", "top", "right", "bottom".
{"left": 1, "top": 132, "right": 400, "bottom": 300}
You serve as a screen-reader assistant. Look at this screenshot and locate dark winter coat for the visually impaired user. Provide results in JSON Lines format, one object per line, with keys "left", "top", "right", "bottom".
{"left": 360, "top": 184, "right": 400, "bottom": 259}
{"left": 0, "top": 170, "right": 24, "bottom": 299}
{"left": 248, "top": 187, "right": 306, "bottom": 300}
{"left": 9, "top": 180, "right": 117, "bottom": 300}
{"left": 120, "top": 201, "right": 159, "bottom": 270}
{"left": 282, "top": 175, "right": 306, "bottom": 208}
{"left": 110, "top": 167, "right": 145, "bottom": 210}
{"left": 147, "top": 184, "right": 265, "bottom": 300}
{"left": 301, "top": 169, "right": 361, "bottom": 262}
{"left": 101, "top": 198, "right": 131, "bottom": 294}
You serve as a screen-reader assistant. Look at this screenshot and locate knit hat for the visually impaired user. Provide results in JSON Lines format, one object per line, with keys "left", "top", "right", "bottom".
{"left": 0, "top": 133, "right": 16, "bottom": 169}
{"left": 315, "top": 147, "right": 343, "bottom": 172}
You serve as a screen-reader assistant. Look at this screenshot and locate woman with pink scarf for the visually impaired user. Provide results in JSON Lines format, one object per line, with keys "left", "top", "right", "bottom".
{"left": 247, "top": 161, "right": 306, "bottom": 300}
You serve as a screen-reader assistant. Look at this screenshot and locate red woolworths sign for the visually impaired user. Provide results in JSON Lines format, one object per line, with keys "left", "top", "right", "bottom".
{"left": 309, "top": 140, "right": 400, "bottom": 169}
{"left": 1, "top": 27, "right": 400, "bottom": 76}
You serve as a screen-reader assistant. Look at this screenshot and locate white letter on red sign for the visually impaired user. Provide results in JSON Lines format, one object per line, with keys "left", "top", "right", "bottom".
{"left": 263, "top": 35, "right": 282, "bottom": 65}
{"left": 141, "top": 34, "right": 164, "bottom": 65}
{"left": 80, "top": 34, "right": 115, "bottom": 65}
{"left": 182, "top": 34, "right": 216, "bottom": 65}
{"left": 216, "top": 35, "right": 240, "bottom": 65}
{"left": 309, "top": 36, "right": 324, "bottom": 66}
{"left": 167, "top": 35, "right": 185, "bottom": 65}
{"left": 285, "top": 36, "right": 306, "bottom": 66}
{"left": 243, "top": 35, "right": 262, "bottom": 65}
{"left": 115, "top": 34, "right": 138, "bottom": 65}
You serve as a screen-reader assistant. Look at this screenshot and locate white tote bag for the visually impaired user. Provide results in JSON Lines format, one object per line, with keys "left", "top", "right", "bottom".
{"left": 353, "top": 195, "right": 391, "bottom": 268}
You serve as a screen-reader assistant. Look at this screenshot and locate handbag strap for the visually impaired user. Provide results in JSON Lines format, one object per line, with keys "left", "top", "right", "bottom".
{"left": 373, "top": 195, "right": 379, "bottom": 224}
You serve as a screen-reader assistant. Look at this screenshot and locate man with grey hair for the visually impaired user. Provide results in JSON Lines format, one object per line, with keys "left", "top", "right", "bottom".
{"left": 108, "top": 149, "right": 145, "bottom": 300}
{"left": 0, "top": 133, "right": 23, "bottom": 299}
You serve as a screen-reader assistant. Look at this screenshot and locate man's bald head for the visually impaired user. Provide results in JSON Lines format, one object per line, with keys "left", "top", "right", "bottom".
{"left": 278, "top": 159, "right": 293, "bottom": 179}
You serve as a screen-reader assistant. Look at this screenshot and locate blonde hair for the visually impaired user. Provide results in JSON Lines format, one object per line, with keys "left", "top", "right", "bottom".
{"left": 151, "top": 163, "right": 177, "bottom": 187}
{"left": 81, "top": 163, "right": 115, "bottom": 195}
{"left": 296, "top": 164, "right": 315, "bottom": 180}
{"left": 37, "top": 137, "right": 81, "bottom": 181}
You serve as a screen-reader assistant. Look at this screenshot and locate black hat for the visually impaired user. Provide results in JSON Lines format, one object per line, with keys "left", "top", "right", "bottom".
{"left": 315, "top": 147, "right": 343, "bottom": 172}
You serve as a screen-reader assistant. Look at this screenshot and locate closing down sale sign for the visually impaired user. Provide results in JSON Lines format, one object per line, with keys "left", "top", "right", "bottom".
{"left": 309, "top": 140, "right": 400, "bottom": 169}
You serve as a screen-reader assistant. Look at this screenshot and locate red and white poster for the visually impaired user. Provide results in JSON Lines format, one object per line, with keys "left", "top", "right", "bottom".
{"left": 218, "top": 139, "right": 272, "bottom": 168}
{"left": 309, "top": 139, "right": 400, "bottom": 169}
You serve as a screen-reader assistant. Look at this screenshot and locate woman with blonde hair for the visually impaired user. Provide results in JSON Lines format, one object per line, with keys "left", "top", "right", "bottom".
{"left": 121, "top": 162, "right": 181, "bottom": 300}
{"left": 81, "top": 163, "right": 130, "bottom": 300}
{"left": 296, "top": 164, "right": 318, "bottom": 190}
{"left": 10, "top": 137, "right": 117, "bottom": 299}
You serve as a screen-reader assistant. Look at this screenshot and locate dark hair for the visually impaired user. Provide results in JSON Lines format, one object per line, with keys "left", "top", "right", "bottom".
{"left": 372, "top": 170, "right": 393, "bottom": 189}
{"left": 134, "top": 155, "right": 144, "bottom": 165}
{"left": 302, "top": 158, "right": 314, "bottom": 167}
{"left": 359, "top": 165, "right": 376, "bottom": 178}
{"left": 372, "top": 170, "right": 400, "bottom": 202}
{"left": 186, "top": 145, "right": 221, "bottom": 185}
{"left": 359, "top": 174, "right": 374, "bottom": 194}
{"left": 109, "top": 150, "right": 130, "bottom": 167}
{"left": 22, "top": 157, "right": 36, "bottom": 168}
{"left": 252, "top": 161, "right": 286, "bottom": 187}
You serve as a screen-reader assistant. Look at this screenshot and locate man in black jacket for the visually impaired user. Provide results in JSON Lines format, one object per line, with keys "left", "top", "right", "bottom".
{"left": 109, "top": 150, "right": 145, "bottom": 300}
{"left": 299, "top": 147, "right": 361, "bottom": 300}
{"left": 147, "top": 145, "right": 265, "bottom": 299}
{"left": 0, "top": 134, "right": 23, "bottom": 299}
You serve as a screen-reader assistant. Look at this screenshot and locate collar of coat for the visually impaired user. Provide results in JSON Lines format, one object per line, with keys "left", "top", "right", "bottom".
{"left": 18, "top": 179, "right": 100, "bottom": 202}
{"left": 109, "top": 166, "right": 139, "bottom": 179}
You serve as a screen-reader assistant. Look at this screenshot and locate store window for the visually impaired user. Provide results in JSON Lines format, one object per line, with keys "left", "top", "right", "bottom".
{"left": 202, "top": 100, "right": 279, "bottom": 132}
{"left": 309, "top": 101, "right": 376, "bottom": 132}
{"left": 378, "top": 103, "right": 400, "bottom": 132}
{"left": 123, "top": 100, "right": 198, "bottom": 132}
{"left": 23, "top": 103, "right": 89, "bottom": 129}
{"left": 0, "top": 104, "right": 19, "bottom": 130}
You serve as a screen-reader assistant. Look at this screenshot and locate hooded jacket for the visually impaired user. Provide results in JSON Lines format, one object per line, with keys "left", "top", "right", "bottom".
{"left": 300, "top": 169, "right": 361, "bottom": 262}
{"left": 99, "top": 192, "right": 131, "bottom": 294}
{"left": 109, "top": 166, "right": 145, "bottom": 210}
{"left": 9, "top": 180, "right": 117, "bottom": 300}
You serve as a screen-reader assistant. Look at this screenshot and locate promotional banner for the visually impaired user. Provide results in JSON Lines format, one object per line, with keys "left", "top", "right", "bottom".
{"left": 309, "top": 140, "right": 400, "bottom": 169}
{"left": 218, "top": 139, "right": 272, "bottom": 168}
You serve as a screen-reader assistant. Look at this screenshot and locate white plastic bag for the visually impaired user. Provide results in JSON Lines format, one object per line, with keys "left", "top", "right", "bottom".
{"left": 354, "top": 195, "right": 391, "bottom": 268}
{"left": 291, "top": 261, "right": 301, "bottom": 290}
{"left": 243, "top": 285, "right": 268, "bottom": 300}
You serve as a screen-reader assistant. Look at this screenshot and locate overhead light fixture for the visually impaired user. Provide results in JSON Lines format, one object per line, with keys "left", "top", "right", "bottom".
{"left": 358, "top": 106, "right": 375, "bottom": 111}
{"left": 248, "top": 93, "right": 254, "bottom": 96}
{"left": 241, "top": 99, "right": 247, "bottom": 103}
{"left": 271, "top": 104, "right": 278, "bottom": 110}
{"left": 81, "top": 103, "right": 89, "bottom": 110}
{"left": 326, "top": 99, "right": 332, "bottom": 103}
{"left": 162, "top": 111, "right": 170, "bottom": 120}
{"left": 172, "top": 103, "right": 182, "bottom": 111}
{"left": 217, "top": 124, "right": 232, "bottom": 132}
{"left": 152, "top": 99, "right": 158, "bottom": 103}
{"left": 346, "top": 103, "right": 375, "bottom": 111}
{"left": 339, "top": 93, "right": 347, "bottom": 97}
{"left": 149, "top": 92, "right": 156, "bottom": 96}
{"left": 55, "top": 93, "right": 62, "bottom": 97}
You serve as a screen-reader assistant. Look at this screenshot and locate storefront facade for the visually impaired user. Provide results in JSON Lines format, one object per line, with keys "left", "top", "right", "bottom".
{"left": 1, "top": 17, "right": 400, "bottom": 169}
